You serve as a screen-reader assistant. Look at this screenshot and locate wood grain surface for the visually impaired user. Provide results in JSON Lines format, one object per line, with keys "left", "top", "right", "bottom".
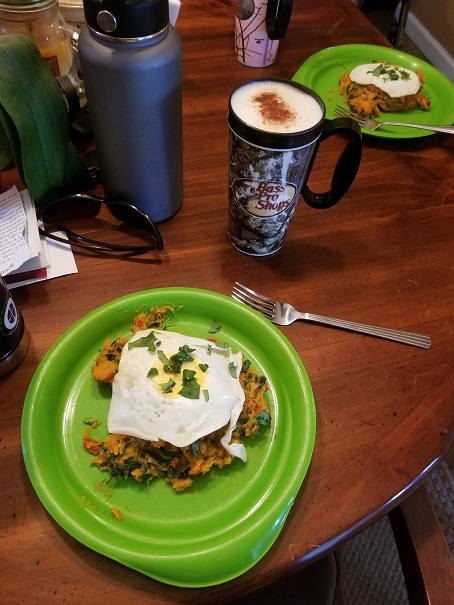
{"left": 1, "top": 0, "right": 453, "bottom": 603}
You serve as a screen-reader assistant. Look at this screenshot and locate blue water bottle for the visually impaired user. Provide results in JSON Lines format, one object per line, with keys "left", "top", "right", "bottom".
{"left": 78, "top": 0, "right": 183, "bottom": 222}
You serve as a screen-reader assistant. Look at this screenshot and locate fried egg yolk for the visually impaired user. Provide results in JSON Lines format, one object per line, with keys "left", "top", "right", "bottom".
{"left": 108, "top": 329, "right": 247, "bottom": 461}
{"left": 349, "top": 63, "right": 421, "bottom": 98}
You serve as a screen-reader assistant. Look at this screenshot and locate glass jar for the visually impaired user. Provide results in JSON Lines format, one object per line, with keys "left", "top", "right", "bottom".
{"left": 58, "top": 0, "right": 84, "bottom": 28}
{"left": 0, "top": 0, "right": 74, "bottom": 76}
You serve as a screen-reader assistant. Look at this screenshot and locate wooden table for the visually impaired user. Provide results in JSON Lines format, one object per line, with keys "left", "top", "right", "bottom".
{"left": 1, "top": 0, "right": 453, "bottom": 602}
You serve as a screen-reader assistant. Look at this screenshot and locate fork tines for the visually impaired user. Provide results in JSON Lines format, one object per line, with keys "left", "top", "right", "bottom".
{"left": 232, "top": 282, "right": 274, "bottom": 318}
{"left": 334, "top": 105, "right": 365, "bottom": 126}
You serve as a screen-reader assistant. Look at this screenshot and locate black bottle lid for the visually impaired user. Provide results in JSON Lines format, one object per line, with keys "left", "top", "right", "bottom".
{"left": 82, "top": 0, "right": 169, "bottom": 38}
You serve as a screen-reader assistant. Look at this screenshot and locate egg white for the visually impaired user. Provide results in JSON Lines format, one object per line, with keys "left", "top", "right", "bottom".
{"left": 108, "top": 329, "right": 247, "bottom": 461}
{"left": 349, "top": 63, "right": 421, "bottom": 98}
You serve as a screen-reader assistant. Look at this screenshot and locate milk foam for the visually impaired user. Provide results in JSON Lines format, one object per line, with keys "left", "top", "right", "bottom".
{"left": 231, "top": 81, "right": 323, "bottom": 133}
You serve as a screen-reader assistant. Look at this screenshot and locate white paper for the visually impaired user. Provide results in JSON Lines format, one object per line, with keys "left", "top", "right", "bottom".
{"left": 169, "top": 0, "right": 181, "bottom": 26}
{"left": 7, "top": 231, "right": 78, "bottom": 289}
{"left": 8, "top": 231, "right": 51, "bottom": 274}
{"left": 0, "top": 186, "right": 32, "bottom": 275}
{"left": 19, "top": 189, "right": 41, "bottom": 259}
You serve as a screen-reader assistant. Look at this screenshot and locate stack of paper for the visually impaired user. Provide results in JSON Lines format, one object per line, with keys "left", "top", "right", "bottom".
{"left": 0, "top": 186, "right": 78, "bottom": 289}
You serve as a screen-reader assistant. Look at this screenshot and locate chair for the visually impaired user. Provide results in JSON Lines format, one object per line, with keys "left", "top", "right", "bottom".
{"left": 388, "top": 482, "right": 454, "bottom": 605}
{"left": 230, "top": 475, "right": 452, "bottom": 604}
{"left": 229, "top": 551, "right": 345, "bottom": 605}
{"left": 389, "top": 0, "right": 412, "bottom": 48}
{"left": 360, "top": 0, "right": 412, "bottom": 49}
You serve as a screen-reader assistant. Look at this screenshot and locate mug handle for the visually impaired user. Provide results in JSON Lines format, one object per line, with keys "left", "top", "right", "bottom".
{"left": 266, "top": 0, "right": 294, "bottom": 40}
{"left": 302, "top": 117, "right": 362, "bottom": 209}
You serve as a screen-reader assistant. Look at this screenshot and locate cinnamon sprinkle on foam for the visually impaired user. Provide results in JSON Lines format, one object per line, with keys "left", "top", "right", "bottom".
{"left": 252, "top": 91, "right": 296, "bottom": 128}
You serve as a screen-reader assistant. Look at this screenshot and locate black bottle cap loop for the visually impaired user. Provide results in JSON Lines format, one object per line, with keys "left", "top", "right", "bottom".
{"left": 266, "top": 0, "right": 293, "bottom": 40}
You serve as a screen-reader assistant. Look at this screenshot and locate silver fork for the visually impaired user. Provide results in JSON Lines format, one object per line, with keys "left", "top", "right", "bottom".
{"left": 232, "top": 282, "right": 431, "bottom": 349}
{"left": 334, "top": 105, "right": 454, "bottom": 135}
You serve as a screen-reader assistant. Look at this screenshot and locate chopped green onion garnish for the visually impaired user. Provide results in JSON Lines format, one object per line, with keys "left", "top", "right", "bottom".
{"left": 215, "top": 341, "right": 229, "bottom": 349}
{"left": 129, "top": 331, "right": 161, "bottom": 352}
{"left": 160, "top": 309, "right": 176, "bottom": 329}
{"left": 208, "top": 321, "right": 221, "bottom": 334}
{"left": 179, "top": 369, "right": 200, "bottom": 399}
{"left": 158, "top": 344, "right": 195, "bottom": 372}
{"left": 252, "top": 410, "right": 270, "bottom": 426}
{"left": 368, "top": 63, "right": 409, "bottom": 82}
{"left": 228, "top": 362, "right": 237, "bottom": 378}
{"left": 160, "top": 378, "right": 176, "bottom": 393}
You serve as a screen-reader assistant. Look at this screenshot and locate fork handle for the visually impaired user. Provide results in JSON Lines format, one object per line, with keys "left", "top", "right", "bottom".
{"left": 380, "top": 122, "right": 454, "bottom": 134}
{"left": 297, "top": 312, "right": 431, "bottom": 349}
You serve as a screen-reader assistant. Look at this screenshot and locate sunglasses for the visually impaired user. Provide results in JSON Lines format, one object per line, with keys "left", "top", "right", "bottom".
{"left": 36, "top": 194, "right": 164, "bottom": 252}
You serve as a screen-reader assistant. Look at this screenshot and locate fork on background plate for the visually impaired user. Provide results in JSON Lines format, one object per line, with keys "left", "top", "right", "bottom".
{"left": 334, "top": 105, "right": 454, "bottom": 135}
{"left": 232, "top": 282, "right": 431, "bottom": 349}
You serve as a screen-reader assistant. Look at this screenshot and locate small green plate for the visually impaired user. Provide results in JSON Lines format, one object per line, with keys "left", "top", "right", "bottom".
{"left": 21, "top": 288, "right": 316, "bottom": 588}
{"left": 293, "top": 43, "right": 454, "bottom": 139}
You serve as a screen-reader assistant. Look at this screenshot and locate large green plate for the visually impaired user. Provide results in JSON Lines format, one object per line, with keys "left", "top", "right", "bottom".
{"left": 21, "top": 288, "right": 315, "bottom": 588}
{"left": 293, "top": 43, "right": 454, "bottom": 139}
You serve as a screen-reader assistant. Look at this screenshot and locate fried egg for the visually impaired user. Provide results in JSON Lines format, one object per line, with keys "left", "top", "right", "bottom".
{"left": 349, "top": 63, "right": 421, "bottom": 98}
{"left": 108, "top": 329, "right": 247, "bottom": 461}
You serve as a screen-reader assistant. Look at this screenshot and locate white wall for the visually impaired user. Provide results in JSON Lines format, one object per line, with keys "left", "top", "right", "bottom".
{"left": 405, "top": 0, "right": 454, "bottom": 81}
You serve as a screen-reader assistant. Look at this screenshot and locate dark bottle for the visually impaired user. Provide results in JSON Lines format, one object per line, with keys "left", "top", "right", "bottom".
{"left": 0, "top": 276, "right": 29, "bottom": 377}
{"left": 78, "top": 0, "right": 183, "bottom": 223}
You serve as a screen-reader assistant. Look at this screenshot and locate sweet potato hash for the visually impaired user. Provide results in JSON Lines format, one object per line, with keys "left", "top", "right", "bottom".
{"left": 84, "top": 305, "right": 271, "bottom": 491}
{"left": 339, "top": 65, "right": 430, "bottom": 118}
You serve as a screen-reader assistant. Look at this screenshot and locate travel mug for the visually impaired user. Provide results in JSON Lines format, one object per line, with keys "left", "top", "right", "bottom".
{"left": 227, "top": 79, "right": 362, "bottom": 255}
{"left": 235, "top": 0, "right": 293, "bottom": 67}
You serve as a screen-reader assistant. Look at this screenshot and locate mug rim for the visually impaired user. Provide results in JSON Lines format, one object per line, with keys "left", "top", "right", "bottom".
{"left": 227, "top": 78, "right": 326, "bottom": 150}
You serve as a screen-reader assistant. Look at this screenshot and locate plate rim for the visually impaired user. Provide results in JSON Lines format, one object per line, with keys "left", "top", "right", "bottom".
{"left": 21, "top": 287, "right": 316, "bottom": 587}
